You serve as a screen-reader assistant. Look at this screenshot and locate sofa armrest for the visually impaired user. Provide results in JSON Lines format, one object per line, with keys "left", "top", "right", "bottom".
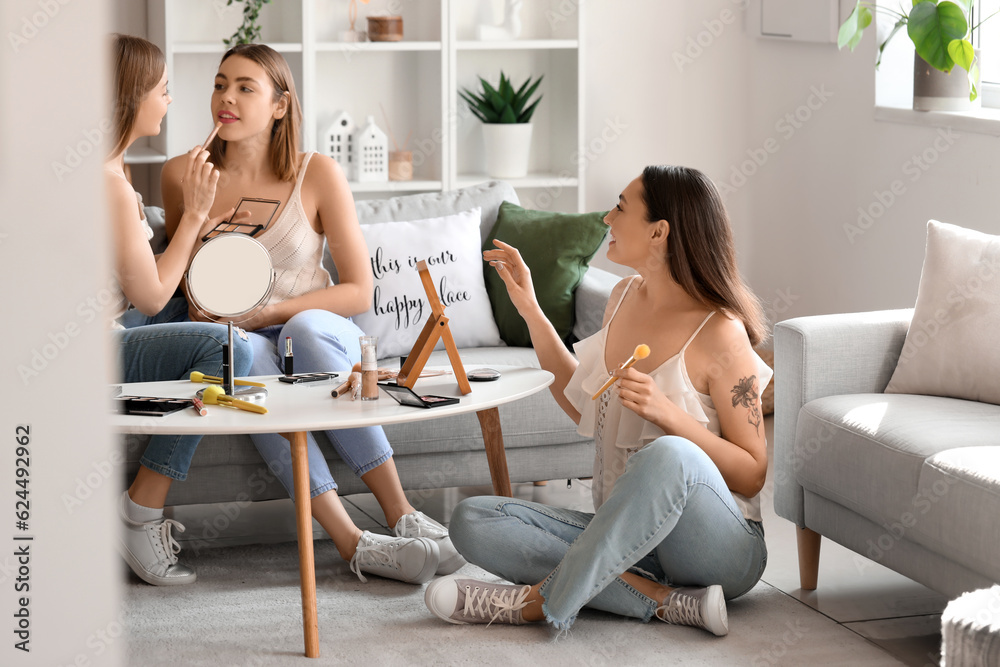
{"left": 572, "top": 266, "right": 620, "bottom": 342}
{"left": 773, "top": 308, "right": 912, "bottom": 526}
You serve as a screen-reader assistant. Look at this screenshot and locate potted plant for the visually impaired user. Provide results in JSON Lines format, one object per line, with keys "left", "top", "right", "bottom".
{"left": 838, "top": 0, "right": 996, "bottom": 111}
{"left": 459, "top": 71, "right": 543, "bottom": 179}
{"left": 224, "top": 0, "right": 273, "bottom": 47}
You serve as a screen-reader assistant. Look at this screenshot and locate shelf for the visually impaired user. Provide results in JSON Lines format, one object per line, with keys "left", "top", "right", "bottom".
{"left": 315, "top": 41, "right": 442, "bottom": 53}
{"left": 172, "top": 42, "right": 303, "bottom": 54}
{"left": 124, "top": 147, "right": 167, "bottom": 165}
{"left": 456, "top": 173, "right": 579, "bottom": 189}
{"left": 456, "top": 39, "right": 578, "bottom": 51}
{"left": 349, "top": 180, "right": 443, "bottom": 193}
{"left": 874, "top": 105, "right": 1000, "bottom": 137}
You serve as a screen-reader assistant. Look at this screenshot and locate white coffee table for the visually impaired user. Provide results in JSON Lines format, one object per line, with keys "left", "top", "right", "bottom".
{"left": 111, "top": 365, "right": 553, "bottom": 658}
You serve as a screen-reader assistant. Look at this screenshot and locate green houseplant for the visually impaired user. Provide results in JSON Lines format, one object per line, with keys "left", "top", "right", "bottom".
{"left": 459, "top": 71, "right": 544, "bottom": 179}
{"left": 838, "top": 0, "right": 997, "bottom": 105}
{"left": 224, "top": 0, "right": 273, "bottom": 47}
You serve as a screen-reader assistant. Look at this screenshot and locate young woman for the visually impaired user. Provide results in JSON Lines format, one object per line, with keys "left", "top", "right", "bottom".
{"left": 424, "top": 166, "right": 772, "bottom": 636}
{"left": 161, "top": 44, "right": 461, "bottom": 585}
{"left": 107, "top": 34, "right": 254, "bottom": 586}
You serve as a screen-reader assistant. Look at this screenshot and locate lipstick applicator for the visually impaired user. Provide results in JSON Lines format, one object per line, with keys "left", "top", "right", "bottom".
{"left": 284, "top": 337, "right": 294, "bottom": 376}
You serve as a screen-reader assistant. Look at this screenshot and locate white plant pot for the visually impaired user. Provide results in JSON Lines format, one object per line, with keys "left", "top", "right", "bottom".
{"left": 482, "top": 123, "right": 532, "bottom": 179}
{"left": 913, "top": 50, "right": 982, "bottom": 112}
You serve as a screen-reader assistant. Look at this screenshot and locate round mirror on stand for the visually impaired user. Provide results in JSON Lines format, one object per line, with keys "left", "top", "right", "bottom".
{"left": 187, "top": 233, "right": 275, "bottom": 404}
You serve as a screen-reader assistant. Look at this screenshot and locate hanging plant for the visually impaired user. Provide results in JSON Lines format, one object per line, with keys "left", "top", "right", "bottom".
{"left": 224, "top": 0, "right": 273, "bottom": 47}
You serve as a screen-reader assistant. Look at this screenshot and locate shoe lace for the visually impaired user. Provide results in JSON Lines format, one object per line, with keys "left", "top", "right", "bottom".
{"left": 658, "top": 591, "right": 702, "bottom": 627}
{"left": 463, "top": 583, "right": 532, "bottom": 626}
{"left": 396, "top": 512, "right": 446, "bottom": 540}
{"left": 349, "top": 539, "right": 399, "bottom": 584}
{"left": 154, "top": 519, "right": 185, "bottom": 566}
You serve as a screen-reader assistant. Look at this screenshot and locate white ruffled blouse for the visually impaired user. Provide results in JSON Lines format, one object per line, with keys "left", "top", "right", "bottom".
{"left": 563, "top": 276, "right": 773, "bottom": 522}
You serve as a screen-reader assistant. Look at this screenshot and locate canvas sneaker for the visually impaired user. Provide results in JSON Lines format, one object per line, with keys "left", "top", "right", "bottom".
{"left": 394, "top": 511, "right": 466, "bottom": 575}
{"left": 118, "top": 501, "right": 196, "bottom": 586}
{"left": 656, "top": 584, "right": 728, "bottom": 636}
{"left": 349, "top": 531, "right": 439, "bottom": 584}
{"left": 425, "top": 574, "right": 534, "bottom": 626}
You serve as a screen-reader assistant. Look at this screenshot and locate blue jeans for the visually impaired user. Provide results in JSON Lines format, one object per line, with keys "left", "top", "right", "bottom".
{"left": 116, "top": 298, "right": 254, "bottom": 481}
{"left": 450, "top": 436, "right": 767, "bottom": 631}
{"left": 246, "top": 309, "right": 393, "bottom": 498}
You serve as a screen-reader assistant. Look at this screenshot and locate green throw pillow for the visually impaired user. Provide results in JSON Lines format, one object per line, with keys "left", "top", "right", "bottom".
{"left": 484, "top": 201, "right": 609, "bottom": 347}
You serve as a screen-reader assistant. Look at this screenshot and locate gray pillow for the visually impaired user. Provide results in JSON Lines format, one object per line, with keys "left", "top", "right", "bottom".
{"left": 885, "top": 220, "right": 1000, "bottom": 405}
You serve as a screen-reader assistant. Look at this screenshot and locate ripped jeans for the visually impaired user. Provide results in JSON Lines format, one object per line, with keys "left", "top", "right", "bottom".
{"left": 448, "top": 436, "right": 767, "bottom": 630}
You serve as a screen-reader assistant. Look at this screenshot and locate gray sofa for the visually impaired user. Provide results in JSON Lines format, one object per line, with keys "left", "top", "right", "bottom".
{"left": 774, "top": 309, "right": 1000, "bottom": 598}
{"left": 124, "top": 181, "right": 617, "bottom": 507}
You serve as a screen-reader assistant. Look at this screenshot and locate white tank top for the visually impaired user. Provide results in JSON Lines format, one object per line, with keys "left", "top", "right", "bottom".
{"left": 107, "top": 169, "right": 154, "bottom": 329}
{"left": 563, "top": 275, "right": 773, "bottom": 521}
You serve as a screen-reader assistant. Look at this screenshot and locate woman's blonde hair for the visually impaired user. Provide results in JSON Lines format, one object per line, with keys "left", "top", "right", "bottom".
{"left": 110, "top": 34, "right": 165, "bottom": 158}
{"left": 208, "top": 44, "right": 302, "bottom": 182}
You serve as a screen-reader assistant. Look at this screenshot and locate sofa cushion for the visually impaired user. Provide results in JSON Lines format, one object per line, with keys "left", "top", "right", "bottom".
{"left": 484, "top": 202, "right": 609, "bottom": 347}
{"left": 352, "top": 208, "right": 502, "bottom": 358}
{"left": 794, "top": 393, "right": 1000, "bottom": 530}
{"left": 885, "top": 220, "right": 1000, "bottom": 405}
{"left": 910, "top": 447, "right": 1000, "bottom": 582}
{"left": 325, "top": 181, "right": 519, "bottom": 284}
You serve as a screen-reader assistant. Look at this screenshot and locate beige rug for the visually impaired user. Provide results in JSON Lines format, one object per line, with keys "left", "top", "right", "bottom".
{"left": 124, "top": 540, "right": 902, "bottom": 666}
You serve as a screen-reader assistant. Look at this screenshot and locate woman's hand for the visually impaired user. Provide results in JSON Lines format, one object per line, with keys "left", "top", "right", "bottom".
{"left": 616, "top": 367, "right": 683, "bottom": 430}
{"left": 483, "top": 239, "right": 539, "bottom": 315}
{"left": 178, "top": 146, "right": 220, "bottom": 227}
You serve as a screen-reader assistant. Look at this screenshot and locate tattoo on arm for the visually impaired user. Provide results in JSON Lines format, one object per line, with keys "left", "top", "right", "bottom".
{"left": 731, "top": 375, "right": 762, "bottom": 436}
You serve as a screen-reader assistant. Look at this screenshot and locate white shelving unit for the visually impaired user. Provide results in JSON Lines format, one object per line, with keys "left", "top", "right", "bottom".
{"left": 140, "top": 0, "right": 584, "bottom": 211}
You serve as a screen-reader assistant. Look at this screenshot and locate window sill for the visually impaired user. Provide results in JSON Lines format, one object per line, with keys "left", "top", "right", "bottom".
{"left": 874, "top": 105, "right": 1000, "bottom": 137}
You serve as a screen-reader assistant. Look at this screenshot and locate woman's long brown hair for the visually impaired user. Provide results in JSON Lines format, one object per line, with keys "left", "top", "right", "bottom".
{"left": 208, "top": 44, "right": 302, "bottom": 182}
{"left": 641, "top": 165, "right": 768, "bottom": 347}
{"left": 110, "top": 34, "right": 165, "bottom": 158}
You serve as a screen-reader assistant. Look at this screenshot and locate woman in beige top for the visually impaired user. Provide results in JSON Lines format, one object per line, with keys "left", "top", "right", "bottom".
{"left": 162, "top": 44, "right": 460, "bottom": 585}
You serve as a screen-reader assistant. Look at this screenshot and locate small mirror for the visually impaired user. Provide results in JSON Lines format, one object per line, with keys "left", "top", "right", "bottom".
{"left": 187, "top": 234, "right": 274, "bottom": 322}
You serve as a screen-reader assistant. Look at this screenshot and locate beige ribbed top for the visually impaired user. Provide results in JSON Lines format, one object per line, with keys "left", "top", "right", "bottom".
{"left": 189, "top": 152, "right": 332, "bottom": 308}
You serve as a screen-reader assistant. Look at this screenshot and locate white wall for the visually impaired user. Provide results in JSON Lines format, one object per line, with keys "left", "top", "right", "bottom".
{"left": 583, "top": 0, "right": 1000, "bottom": 328}
{"left": 1, "top": 1, "right": 122, "bottom": 665}
{"left": 113, "top": 0, "right": 1000, "bottom": 326}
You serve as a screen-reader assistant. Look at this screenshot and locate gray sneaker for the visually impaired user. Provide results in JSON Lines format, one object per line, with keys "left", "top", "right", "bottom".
{"left": 425, "top": 574, "right": 534, "bottom": 625}
{"left": 656, "top": 584, "right": 728, "bottom": 636}
{"left": 349, "top": 531, "right": 439, "bottom": 584}
{"left": 394, "top": 511, "right": 466, "bottom": 575}
{"left": 118, "top": 501, "right": 195, "bottom": 586}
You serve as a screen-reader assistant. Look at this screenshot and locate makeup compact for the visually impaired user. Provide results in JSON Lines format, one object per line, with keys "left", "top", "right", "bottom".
{"left": 467, "top": 367, "right": 501, "bottom": 382}
{"left": 378, "top": 382, "right": 459, "bottom": 408}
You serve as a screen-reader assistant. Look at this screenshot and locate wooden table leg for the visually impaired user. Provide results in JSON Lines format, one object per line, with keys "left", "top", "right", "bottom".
{"left": 288, "top": 431, "right": 320, "bottom": 658}
{"left": 476, "top": 407, "right": 512, "bottom": 497}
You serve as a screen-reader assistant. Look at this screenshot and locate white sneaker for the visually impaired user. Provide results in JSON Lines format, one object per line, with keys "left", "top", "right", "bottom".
{"left": 394, "top": 511, "right": 466, "bottom": 575}
{"left": 425, "top": 574, "right": 534, "bottom": 625}
{"left": 656, "top": 585, "right": 728, "bottom": 636}
{"left": 118, "top": 501, "right": 195, "bottom": 586}
{"left": 349, "top": 531, "right": 439, "bottom": 584}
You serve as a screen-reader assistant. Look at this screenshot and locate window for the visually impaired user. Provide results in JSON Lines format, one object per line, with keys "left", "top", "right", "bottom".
{"left": 975, "top": 0, "right": 999, "bottom": 108}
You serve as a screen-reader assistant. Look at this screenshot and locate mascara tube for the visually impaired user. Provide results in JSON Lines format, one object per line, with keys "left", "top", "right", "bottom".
{"left": 284, "top": 337, "right": 294, "bottom": 376}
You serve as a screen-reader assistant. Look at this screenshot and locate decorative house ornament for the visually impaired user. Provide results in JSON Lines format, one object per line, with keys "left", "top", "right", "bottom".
{"left": 354, "top": 115, "right": 389, "bottom": 182}
{"left": 324, "top": 110, "right": 355, "bottom": 179}
{"left": 476, "top": 0, "right": 523, "bottom": 41}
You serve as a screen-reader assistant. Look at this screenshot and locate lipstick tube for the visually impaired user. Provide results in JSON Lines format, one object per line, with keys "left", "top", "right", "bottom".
{"left": 284, "top": 337, "right": 294, "bottom": 376}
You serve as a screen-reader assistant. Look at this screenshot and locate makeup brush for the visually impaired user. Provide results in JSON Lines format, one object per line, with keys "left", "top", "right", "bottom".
{"left": 332, "top": 363, "right": 362, "bottom": 398}
{"left": 591, "top": 344, "right": 651, "bottom": 400}
{"left": 201, "top": 121, "right": 222, "bottom": 148}
{"left": 190, "top": 371, "right": 266, "bottom": 388}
